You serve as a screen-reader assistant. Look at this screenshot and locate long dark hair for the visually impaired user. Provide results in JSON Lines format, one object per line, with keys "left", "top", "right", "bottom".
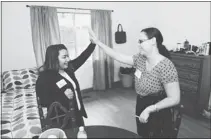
{"left": 141, "top": 27, "right": 171, "bottom": 59}
{"left": 38, "top": 44, "right": 68, "bottom": 73}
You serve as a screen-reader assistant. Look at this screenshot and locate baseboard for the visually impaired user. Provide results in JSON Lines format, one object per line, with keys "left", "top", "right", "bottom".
{"left": 112, "top": 81, "right": 121, "bottom": 88}
{"left": 113, "top": 80, "right": 135, "bottom": 89}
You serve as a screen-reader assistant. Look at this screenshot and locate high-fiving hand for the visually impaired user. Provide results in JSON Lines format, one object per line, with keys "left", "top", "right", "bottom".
{"left": 87, "top": 27, "right": 99, "bottom": 44}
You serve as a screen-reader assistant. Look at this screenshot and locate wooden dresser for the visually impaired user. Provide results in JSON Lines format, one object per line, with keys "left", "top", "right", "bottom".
{"left": 171, "top": 53, "right": 211, "bottom": 118}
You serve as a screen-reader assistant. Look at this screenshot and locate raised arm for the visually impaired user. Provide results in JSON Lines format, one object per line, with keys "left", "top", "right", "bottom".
{"left": 70, "top": 42, "right": 96, "bottom": 72}
{"left": 96, "top": 41, "right": 134, "bottom": 66}
{"left": 88, "top": 28, "right": 134, "bottom": 66}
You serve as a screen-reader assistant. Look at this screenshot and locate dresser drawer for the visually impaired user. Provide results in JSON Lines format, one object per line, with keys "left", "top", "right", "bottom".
{"left": 171, "top": 53, "right": 211, "bottom": 117}
{"left": 171, "top": 57, "right": 202, "bottom": 70}
{"left": 180, "top": 92, "right": 198, "bottom": 116}
{"left": 179, "top": 79, "right": 198, "bottom": 93}
{"left": 177, "top": 68, "right": 200, "bottom": 83}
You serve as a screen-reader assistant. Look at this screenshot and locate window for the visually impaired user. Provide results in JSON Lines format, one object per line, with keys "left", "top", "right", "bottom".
{"left": 57, "top": 10, "right": 91, "bottom": 60}
{"left": 57, "top": 10, "right": 93, "bottom": 90}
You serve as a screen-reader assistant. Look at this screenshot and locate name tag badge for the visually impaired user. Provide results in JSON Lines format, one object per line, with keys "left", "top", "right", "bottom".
{"left": 135, "top": 70, "right": 142, "bottom": 79}
{"left": 56, "top": 79, "right": 67, "bottom": 89}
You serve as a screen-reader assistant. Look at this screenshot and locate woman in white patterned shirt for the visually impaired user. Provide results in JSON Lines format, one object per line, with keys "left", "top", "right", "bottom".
{"left": 89, "top": 27, "right": 181, "bottom": 138}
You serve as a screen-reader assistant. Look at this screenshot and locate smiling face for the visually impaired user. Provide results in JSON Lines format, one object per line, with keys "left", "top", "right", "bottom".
{"left": 58, "top": 49, "right": 69, "bottom": 70}
{"left": 138, "top": 31, "right": 156, "bottom": 57}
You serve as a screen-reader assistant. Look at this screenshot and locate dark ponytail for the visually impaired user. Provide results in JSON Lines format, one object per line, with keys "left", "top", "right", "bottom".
{"left": 141, "top": 27, "right": 171, "bottom": 59}
{"left": 157, "top": 44, "right": 171, "bottom": 60}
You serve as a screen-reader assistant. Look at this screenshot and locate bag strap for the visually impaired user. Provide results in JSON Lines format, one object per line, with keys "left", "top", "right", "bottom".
{"left": 117, "top": 24, "right": 123, "bottom": 32}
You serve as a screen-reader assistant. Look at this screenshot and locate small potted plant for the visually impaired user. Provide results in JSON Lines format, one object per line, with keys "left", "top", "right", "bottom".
{"left": 119, "top": 67, "right": 136, "bottom": 88}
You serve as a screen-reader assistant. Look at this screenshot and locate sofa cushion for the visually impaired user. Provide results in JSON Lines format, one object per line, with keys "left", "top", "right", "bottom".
{"left": 2, "top": 67, "right": 38, "bottom": 92}
{"left": 2, "top": 70, "right": 22, "bottom": 91}
{"left": 1, "top": 88, "right": 42, "bottom": 138}
{"left": 19, "top": 68, "right": 38, "bottom": 89}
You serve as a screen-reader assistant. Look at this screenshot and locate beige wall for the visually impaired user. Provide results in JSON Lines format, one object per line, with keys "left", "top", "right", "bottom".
{"left": 2, "top": 2, "right": 210, "bottom": 89}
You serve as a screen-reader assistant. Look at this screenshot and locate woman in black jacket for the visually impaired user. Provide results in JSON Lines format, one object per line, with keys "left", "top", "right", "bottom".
{"left": 36, "top": 42, "right": 96, "bottom": 128}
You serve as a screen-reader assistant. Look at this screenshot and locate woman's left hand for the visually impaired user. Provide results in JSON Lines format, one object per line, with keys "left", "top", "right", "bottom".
{"left": 139, "top": 109, "right": 150, "bottom": 123}
{"left": 64, "top": 89, "right": 74, "bottom": 99}
{"left": 87, "top": 28, "right": 99, "bottom": 43}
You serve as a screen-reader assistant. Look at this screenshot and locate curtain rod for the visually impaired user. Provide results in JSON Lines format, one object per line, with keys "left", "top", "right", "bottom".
{"left": 26, "top": 5, "right": 114, "bottom": 12}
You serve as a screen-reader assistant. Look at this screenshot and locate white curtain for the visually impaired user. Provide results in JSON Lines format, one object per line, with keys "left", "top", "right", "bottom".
{"left": 91, "top": 10, "right": 114, "bottom": 90}
{"left": 30, "top": 6, "right": 61, "bottom": 67}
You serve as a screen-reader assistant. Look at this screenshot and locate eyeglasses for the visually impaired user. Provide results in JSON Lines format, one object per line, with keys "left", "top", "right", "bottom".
{"left": 138, "top": 39, "right": 150, "bottom": 44}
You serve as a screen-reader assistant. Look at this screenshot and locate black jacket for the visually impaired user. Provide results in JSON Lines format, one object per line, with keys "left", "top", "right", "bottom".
{"left": 36, "top": 42, "right": 96, "bottom": 118}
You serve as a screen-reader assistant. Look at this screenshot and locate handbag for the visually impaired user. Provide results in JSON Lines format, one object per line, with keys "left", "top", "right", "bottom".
{"left": 115, "top": 24, "right": 127, "bottom": 44}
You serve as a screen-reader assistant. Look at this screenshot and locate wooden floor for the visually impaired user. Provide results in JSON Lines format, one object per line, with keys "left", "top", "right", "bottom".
{"left": 82, "top": 87, "right": 211, "bottom": 138}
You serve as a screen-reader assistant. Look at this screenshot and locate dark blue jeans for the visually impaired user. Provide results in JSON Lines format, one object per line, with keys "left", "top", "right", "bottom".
{"left": 136, "top": 95, "right": 174, "bottom": 138}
